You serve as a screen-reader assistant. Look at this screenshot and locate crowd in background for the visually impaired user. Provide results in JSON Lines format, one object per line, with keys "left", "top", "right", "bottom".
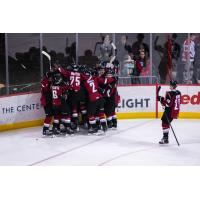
{"left": 0, "top": 33, "right": 200, "bottom": 95}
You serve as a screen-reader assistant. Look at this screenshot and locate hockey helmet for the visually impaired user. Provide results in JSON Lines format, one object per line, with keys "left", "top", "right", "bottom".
{"left": 71, "top": 64, "right": 79, "bottom": 72}
{"left": 82, "top": 65, "right": 91, "bottom": 76}
{"left": 106, "top": 68, "right": 115, "bottom": 76}
{"left": 170, "top": 80, "right": 178, "bottom": 88}
{"left": 53, "top": 73, "right": 62, "bottom": 85}
{"left": 99, "top": 61, "right": 107, "bottom": 68}
{"left": 91, "top": 68, "right": 98, "bottom": 76}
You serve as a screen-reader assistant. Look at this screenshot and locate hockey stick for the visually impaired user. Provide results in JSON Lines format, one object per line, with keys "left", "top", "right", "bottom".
{"left": 157, "top": 86, "right": 180, "bottom": 146}
{"left": 42, "top": 50, "right": 51, "bottom": 70}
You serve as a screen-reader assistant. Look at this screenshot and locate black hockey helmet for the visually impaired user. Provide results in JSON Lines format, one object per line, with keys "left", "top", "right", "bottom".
{"left": 170, "top": 80, "right": 178, "bottom": 88}
{"left": 113, "top": 59, "right": 120, "bottom": 67}
{"left": 99, "top": 61, "right": 107, "bottom": 68}
{"left": 45, "top": 71, "right": 53, "bottom": 79}
{"left": 71, "top": 64, "right": 79, "bottom": 72}
{"left": 52, "top": 72, "right": 62, "bottom": 85}
{"left": 81, "top": 65, "right": 91, "bottom": 76}
{"left": 106, "top": 68, "right": 115, "bottom": 76}
{"left": 91, "top": 68, "right": 98, "bottom": 76}
{"left": 78, "top": 65, "right": 86, "bottom": 73}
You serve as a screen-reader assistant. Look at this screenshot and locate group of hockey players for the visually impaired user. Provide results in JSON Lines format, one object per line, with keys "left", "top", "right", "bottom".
{"left": 40, "top": 59, "right": 181, "bottom": 145}
{"left": 40, "top": 60, "right": 119, "bottom": 137}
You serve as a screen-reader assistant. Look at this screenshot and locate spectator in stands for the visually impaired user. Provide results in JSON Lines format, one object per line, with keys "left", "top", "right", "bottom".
{"left": 154, "top": 35, "right": 172, "bottom": 84}
{"left": 121, "top": 35, "right": 132, "bottom": 55}
{"left": 132, "top": 50, "right": 147, "bottom": 84}
{"left": 132, "top": 33, "right": 149, "bottom": 59}
{"left": 182, "top": 33, "right": 196, "bottom": 84}
{"left": 65, "top": 42, "right": 76, "bottom": 65}
{"left": 171, "top": 33, "right": 181, "bottom": 80}
{"left": 136, "top": 50, "right": 146, "bottom": 72}
{"left": 78, "top": 49, "right": 98, "bottom": 67}
{"left": 118, "top": 34, "right": 133, "bottom": 75}
{"left": 122, "top": 55, "right": 135, "bottom": 76}
{"left": 193, "top": 34, "right": 200, "bottom": 84}
{"left": 0, "top": 34, "right": 6, "bottom": 94}
{"left": 99, "top": 34, "right": 117, "bottom": 67}
{"left": 94, "top": 34, "right": 104, "bottom": 57}
{"left": 49, "top": 50, "right": 57, "bottom": 61}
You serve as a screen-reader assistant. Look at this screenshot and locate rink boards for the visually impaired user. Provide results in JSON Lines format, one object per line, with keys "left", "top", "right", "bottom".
{"left": 0, "top": 85, "right": 200, "bottom": 131}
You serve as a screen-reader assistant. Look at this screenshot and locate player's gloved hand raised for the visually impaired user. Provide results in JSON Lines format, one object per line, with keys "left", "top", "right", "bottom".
{"left": 157, "top": 96, "right": 164, "bottom": 102}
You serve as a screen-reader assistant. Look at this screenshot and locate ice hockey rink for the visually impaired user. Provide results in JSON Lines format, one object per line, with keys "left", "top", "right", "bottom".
{"left": 0, "top": 119, "right": 199, "bottom": 166}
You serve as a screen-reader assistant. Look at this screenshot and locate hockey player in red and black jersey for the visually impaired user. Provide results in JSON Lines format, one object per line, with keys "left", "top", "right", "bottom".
{"left": 51, "top": 71, "right": 74, "bottom": 135}
{"left": 40, "top": 60, "right": 64, "bottom": 136}
{"left": 40, "top": 72, "right": 53, "bottom": 136}
{"left": 62, "top": 64, "right": 87, "bottom": 132}
{"left": 98, "top": 64, "right": 119, "bottom": 129}
{"left": 82, "top": 66, "right": 107, "bottom": 134}
{"left": 157, "top": 80, "right": 181, "bottom": 144}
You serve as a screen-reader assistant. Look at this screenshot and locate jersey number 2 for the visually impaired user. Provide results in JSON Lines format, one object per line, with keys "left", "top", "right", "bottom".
{"left": 89, "top": 82, "right": 97, "bottom": 93}
{"left": 174, "top": 98, "right": 180, "bottom": 110}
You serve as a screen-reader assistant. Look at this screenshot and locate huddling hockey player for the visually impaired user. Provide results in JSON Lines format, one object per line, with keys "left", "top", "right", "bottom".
{"left": 157, "top": 80, "right": 181, "bottom": 144}
{"left": 40, "top": 71, "right": 53, "bottom": 136}
{"left": 98, "top": 62, "right": 119, "bottom": 129}
{"left": 81, "top": 66, "right": 107, "bottom": 134}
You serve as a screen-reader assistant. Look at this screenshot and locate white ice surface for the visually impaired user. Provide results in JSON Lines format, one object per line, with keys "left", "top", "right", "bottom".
{"left": 0, "top": 119, "right": 199, "bottom": 166}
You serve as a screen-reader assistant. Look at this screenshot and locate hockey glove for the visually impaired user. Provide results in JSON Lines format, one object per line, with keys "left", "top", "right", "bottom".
{"left": 157, "top": 96, "right": 164, "bottom": 103}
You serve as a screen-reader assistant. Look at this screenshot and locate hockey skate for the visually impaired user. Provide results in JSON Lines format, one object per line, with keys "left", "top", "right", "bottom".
{"left": 42, "top": 128, "right": 54, "bottom": 138}
{"left": 88, "top": 127, "right": 98, "bottom": 134}
{"left": 159, "top": 137, "right": 169, "bottom": 144}
{"left": 112, "top": 118, "right": 117, "bottom": 129}
{"left": 71, "top": 118, "right": 80, "bottom": 132}
{"left": 64, "top": 127, "right": 75, "bottom": 136}
{"left": 88, "top": 124, "right": 98, "bottom": 135}
{"left": 71, "top": 122, "right": 80, "bottom": 133}
{"left": 107, "top": 120, "right": 113, "bottom": 129}
{"left": 92, "top": 122, "right": 107, "bottom": 136}
{"left": 52, "top": 127, "right": 60, "bottom": 136}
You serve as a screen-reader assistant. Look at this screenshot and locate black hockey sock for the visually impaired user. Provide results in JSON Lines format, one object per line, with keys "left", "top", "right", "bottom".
{"left": 43, "top": 126, "right": 49, "bottom": 131}
{"left": 107, "top": 119, "right": 113, "bottom": 128}
{"left": 112, "top": 118, "right": 117, "bottom": 128}
{"left": 91, "top": 123, "right": 97, "bottom": 129}
{"left": 88, "top": 123, "right": 98, "bottom": 133}
{"left": 101, "top": 121, "right": 107, "bottom": 132}
{"left": 81, "top": 114, "right": 87, "bottom": 124}
{"left": 96, "top": 119, "right": 101, "bottom": 130}
{"left": 53, "top": 122, "right": 59, "bottom": 129}
{"left": 72, "top": 117, "right": 78, "bottom": 129}
{"left": 163, "top": 132, "right": 169, "bottom": 139}
{"left": 52, "top": 122, "right": 60, "bottom": 134}
{"left": 64, "top": 122, "right": 71, "bottom": 128}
